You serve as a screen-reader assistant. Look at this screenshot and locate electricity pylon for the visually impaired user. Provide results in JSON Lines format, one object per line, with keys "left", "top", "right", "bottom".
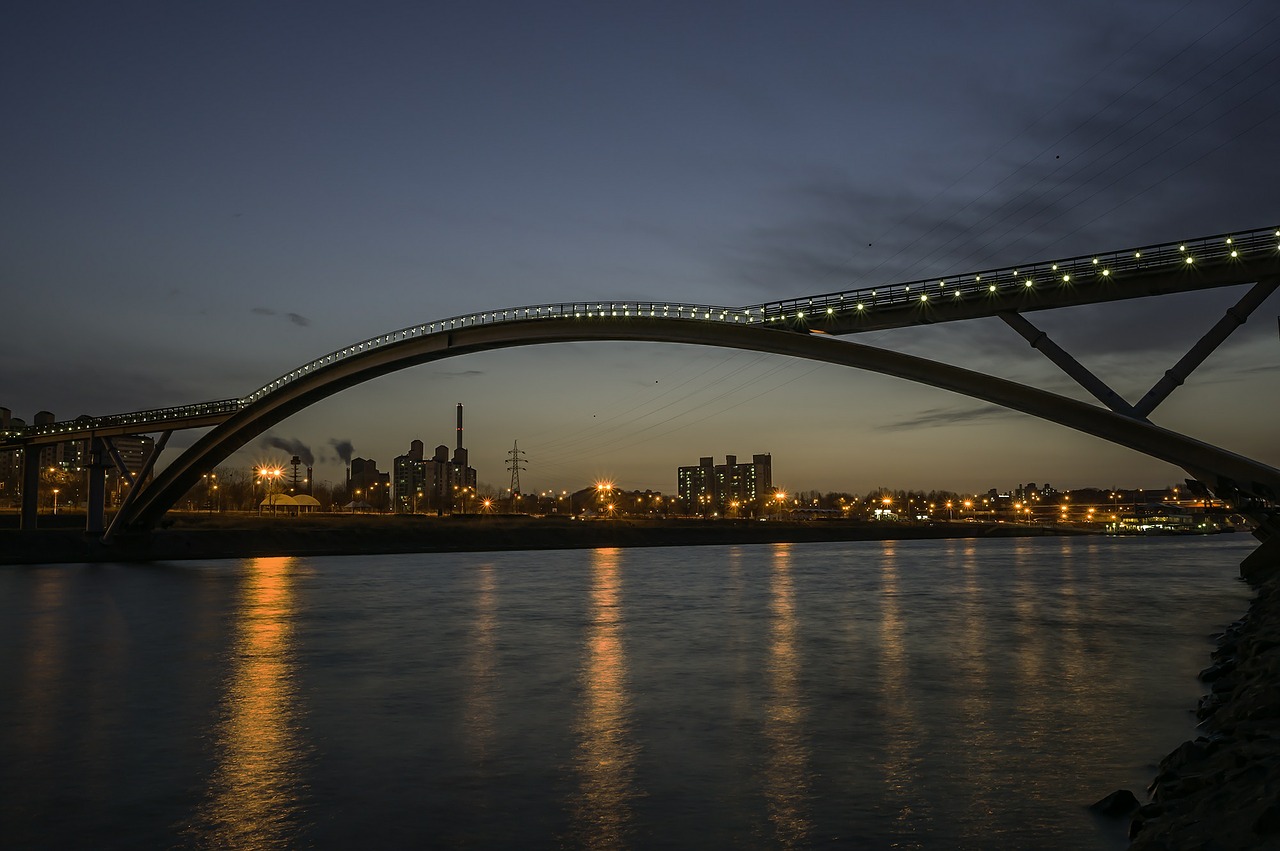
{"left": 506, "top": 440, "right": 527, "bottom": 508}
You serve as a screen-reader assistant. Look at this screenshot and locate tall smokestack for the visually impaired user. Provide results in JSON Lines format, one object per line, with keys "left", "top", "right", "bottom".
{"left": 307, "top": 466, "right": 313, "bottom": 495}
{"left": 456, "top": 403, "right": 463, "bottom": 451}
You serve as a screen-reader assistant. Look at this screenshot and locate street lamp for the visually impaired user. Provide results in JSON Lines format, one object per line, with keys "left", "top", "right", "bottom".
{"left": 52, "top": 487, "right": 60, "bottom": 515}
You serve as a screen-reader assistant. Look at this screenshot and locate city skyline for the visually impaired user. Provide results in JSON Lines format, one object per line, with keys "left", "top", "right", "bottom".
{"left": 4, "top": 2, "right": 1278, "bottom": 496}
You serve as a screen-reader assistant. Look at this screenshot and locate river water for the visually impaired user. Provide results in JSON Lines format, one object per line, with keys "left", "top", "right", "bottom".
{"left": 0, "top": 535, "right": 1256, "bottom": 849}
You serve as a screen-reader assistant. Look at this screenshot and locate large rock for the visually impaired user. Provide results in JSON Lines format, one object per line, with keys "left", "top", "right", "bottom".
{"left": 1129, "top": 576, "right": 1280, "bottom": 850}
{"left": 1090, "top": 788, "right": 1139, "bottom": 816}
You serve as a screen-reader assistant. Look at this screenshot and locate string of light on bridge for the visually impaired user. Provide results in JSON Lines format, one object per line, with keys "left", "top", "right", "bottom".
{"left": 7, "top": 225, "right": 1277, "bottom": 441}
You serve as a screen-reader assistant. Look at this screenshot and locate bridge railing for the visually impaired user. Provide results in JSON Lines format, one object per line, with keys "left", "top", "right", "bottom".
{"left": 745, "top": 225, "right": 1280, "bottom": 320}
{"left": 240, "top": 299, "right": 768, "bottom": 404}
{"left": 10, "top": 399, "right": 244, "bottom": 442}
{"left": 14, "top": 226, "right": 1278, "bottom": 438}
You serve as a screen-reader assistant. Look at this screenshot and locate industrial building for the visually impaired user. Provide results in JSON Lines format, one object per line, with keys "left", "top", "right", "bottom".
{"left": 392, "top": 404, "right": 478, "bottom": 514}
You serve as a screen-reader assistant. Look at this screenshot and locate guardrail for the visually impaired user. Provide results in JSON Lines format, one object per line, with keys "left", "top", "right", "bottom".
{"left": 15, "top": 399, "right": 242, "bottom": 441}
{"left": 240, "top": 300, "right": 764, "bottom": 404}
{"left": 11, "top": 225, "right": 1277, "bottom": 441}
{"left": 746, "top": 225, "right": 1280, "bottom": 320}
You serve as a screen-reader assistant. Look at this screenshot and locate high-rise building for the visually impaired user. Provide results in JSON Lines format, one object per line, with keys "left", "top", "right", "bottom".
{"left": 393, "top": 439, "right": 428, "bottom": 512}
{"left": 677, "top": 453, "right": 772, "bottom": 516}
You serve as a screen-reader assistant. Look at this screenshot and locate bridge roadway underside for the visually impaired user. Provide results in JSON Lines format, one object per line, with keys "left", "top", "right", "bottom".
{"left": 116, "top": 316, "right": 1280, "bottom": 572}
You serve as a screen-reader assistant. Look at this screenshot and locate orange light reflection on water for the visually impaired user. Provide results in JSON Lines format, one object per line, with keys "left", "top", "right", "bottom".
{"left": 763, "top": 543, "right": 811, "bottom": 848}
{"left": 196, "top": 556, "right": 303, "bottom": 849}
{"left": 880, "top": 542, "right": 930, "bottom": 836}
{"left": 571, "top": 548, "right": 636, "bottom": 850}
{"left": 465, "top": 563, "right": 499, "bottom": 767}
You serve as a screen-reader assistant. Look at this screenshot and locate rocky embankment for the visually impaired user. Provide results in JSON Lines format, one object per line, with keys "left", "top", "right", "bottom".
{"left": 1124, "top": 576, "right": 1280, "bottom": 849}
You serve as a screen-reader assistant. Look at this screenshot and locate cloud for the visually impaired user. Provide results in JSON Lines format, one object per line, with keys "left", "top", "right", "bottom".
{"left": 721, "top": 5, "right": 1280, "bottom": 302}
{"left": 251, "top": 307, "right": 311, "bottom": 327}
{"left": 881, "top": 404, "right": 1013, "bottom": 431}
{"left": 432, "top": 369, "right": 485, "bottom": 378}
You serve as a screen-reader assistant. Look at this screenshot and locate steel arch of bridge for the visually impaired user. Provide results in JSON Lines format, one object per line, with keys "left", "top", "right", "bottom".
{"left": 14, "top": 224, "right": 1277, "bottom": 447}
{"left": 114, "top": 314, "right": 1280, "bottom": 534}
{"left": 7, "top": 222, "right": 1271, "bottom": 573}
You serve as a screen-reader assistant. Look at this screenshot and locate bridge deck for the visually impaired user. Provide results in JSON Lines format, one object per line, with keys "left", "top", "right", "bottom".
{"left": 5, "top": 226, "right": 1276, "bottom": 447}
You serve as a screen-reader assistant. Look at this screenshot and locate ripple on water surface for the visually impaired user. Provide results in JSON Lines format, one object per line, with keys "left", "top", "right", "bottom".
{"left": 0, "top": 535, "right": 1255, "bottom": 849}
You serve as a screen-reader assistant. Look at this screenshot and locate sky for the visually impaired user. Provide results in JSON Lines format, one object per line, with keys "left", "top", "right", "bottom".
{"left": 3, "top": 0, "right": 1279, "bottom": 497}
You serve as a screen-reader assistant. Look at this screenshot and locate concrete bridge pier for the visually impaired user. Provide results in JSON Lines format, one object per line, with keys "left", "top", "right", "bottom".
{"left": 19, "top": 448, "right": 38, "bottom": 530}
{"left": 85, "top": 437, "right": 107, "bottom": 535}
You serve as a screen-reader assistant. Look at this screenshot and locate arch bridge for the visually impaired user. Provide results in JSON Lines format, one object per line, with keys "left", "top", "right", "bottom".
{"left": 6, "top": 226, "right": 1279, "bottom": 578}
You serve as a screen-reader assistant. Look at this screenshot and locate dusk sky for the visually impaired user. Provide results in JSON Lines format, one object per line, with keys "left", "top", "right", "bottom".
{"left": 4, "top": 1, "right": 1278, "bottom": 496}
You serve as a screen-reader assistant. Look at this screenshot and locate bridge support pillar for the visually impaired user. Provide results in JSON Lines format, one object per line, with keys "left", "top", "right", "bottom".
{"left": 85, "top": 437, "right": 107, "bottom": 535}
{"left": 102, "top": 430, "right": 171, "bottom": 543}
{"left": 20, "top": 446, "right": 38, "bottom": 530}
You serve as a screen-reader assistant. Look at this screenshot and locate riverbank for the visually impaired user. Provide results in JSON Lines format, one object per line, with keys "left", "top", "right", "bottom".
{"left": 1127, "top": 575, "right": 1280, "bottom": 848}
{"left": 0, "top": 513, "right": 1090, "bottom": 565}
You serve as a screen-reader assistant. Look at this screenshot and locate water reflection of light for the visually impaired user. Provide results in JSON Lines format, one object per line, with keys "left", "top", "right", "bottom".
{"left": 880, "top": 544, "right": 929, "bottom": 836}
{"left": 18, "top": 571, "right": 68, "bottom": 757}
{"left": 465, "top": 563, "right": 498, "bottom": 766}
{"left": 764, "top": 543, "right": 811, "bottom": 848}
{"left": 1011, "top": 540, "right": 1049, "bottom": 754}
{"left": 571, "top": 548, "right": 635, "bottom": 850}
{"left": 957, "top": 540, "right": 998, "bottom": 835}
{"left": 198, "top": 556, "right": 303, "bottom": 848}
{"left": 13, "top": 570, "right": 69, "bottom": 815}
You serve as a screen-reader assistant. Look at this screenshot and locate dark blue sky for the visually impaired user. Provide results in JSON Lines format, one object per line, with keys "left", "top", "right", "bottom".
{"left": 4, "top": 1, "right": 1278, "bottom": 495}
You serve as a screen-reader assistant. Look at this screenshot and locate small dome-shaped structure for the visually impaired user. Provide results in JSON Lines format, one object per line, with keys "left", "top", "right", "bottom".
{"left": 293, "top": 494, "right": 321, "bottom": 512}
{"left": 259, "top": 492, "right": 299, "bottom": 514}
